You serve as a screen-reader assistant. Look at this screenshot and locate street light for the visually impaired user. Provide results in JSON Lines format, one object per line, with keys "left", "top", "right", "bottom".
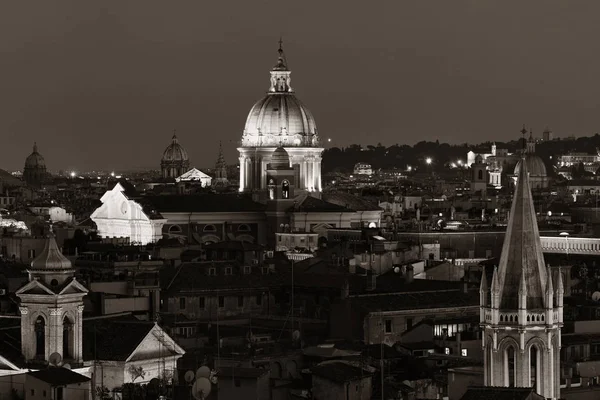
{"left": 426, "top": 157, "right": 432, "bottom": 165}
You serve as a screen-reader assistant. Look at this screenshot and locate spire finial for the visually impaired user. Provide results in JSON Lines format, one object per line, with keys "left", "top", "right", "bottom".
{"left": 172, "top": 129, "right": 178, "bottom": 143}
{"left": 278, "top": 36, "right": 283, "bottom": 54}
{"left": 33, "top": 142, "right": 38, "bottom": 153}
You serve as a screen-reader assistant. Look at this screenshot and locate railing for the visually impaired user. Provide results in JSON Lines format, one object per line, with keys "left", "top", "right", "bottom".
{"left": 541, "top": 236, "right": 600, "bottom": 255}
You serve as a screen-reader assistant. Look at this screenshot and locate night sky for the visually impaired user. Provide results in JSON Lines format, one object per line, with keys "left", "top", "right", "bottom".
{"left": 1, "top": 1, "right": 599, "bottom": 172}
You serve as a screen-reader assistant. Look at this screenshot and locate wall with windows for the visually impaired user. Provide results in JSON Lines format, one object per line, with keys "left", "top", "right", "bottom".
{"left": 166, "top": 291, "right": 276, "bottom": 321}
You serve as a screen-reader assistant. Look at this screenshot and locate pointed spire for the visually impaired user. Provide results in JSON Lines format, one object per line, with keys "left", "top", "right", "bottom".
{"left": 479, "top": 268, "right": 488, "bottom": 294}
{"left": 518, "top": 269, "right": 528, "bottom": 296}
{"left": 496, "top": 145, "right": 547, "bottom": 310}
{"left": 545, "top": 264, "right": 554, "bottom": 309}
{"left": 491, "top": 266, "right": 500, "bottom": 294}
{"left": 172, "top": 129, "right": 178, "bottom": 143}
{"left": 557, "top": 267, "right": 565, "bottom": 294}
{"left": 33, "top": 142, "right": 38, "bottom": 153}
{"left": 545, "top": 264, "right": 554, "bottom": 295}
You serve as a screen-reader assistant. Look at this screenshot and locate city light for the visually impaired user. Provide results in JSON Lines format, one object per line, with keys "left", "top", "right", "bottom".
{"left": 457, "top": 160, "right": 463, "bottom": 166}
{"left": 407, "top": 166, "right": 412, "bottom": 172}
{"left": 451, "top": 162, "right": 457, "bottom": 168}
{"left": 425, "top": 157, "right": 432, "bottom": 165}
{"left": 70, "top": 171, "right": 76, "bottom": 178}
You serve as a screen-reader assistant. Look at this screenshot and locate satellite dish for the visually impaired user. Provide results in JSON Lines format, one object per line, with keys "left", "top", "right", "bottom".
{"left": 185, "top": 371, "right": 196, "bottom": 383}
{"left": 292, "top": 330, "right": 301, "bottom": 341}
{"left": 393, "top": 267, "right": 400, "bottom": 274}
{"left": 192, "top": 377, "right": 212, "bottom": 400}
{"left": 592, "top": 292, "right": 600, "bottom": 302}
{"left": 62, "top": 364, "right": 71, "bottom": 370}
{"left": 196, "top": 366, "right": 211, "bottom": 379}
{"left": 48, "top": 352, "right": 62, "bottom": 366}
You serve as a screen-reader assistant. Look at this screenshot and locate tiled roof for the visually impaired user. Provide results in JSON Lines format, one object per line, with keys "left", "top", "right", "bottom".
{"left": 164, "top": 261, "right": 284, "bottom": 294}
{"left": 204, "top": 241, "right": 264, "bottom": 252}
{"left": 294, "top": 196, "right": 350, "bottom": 212}
{"left": 322, "top": 192, "right": 382, "bottom": 211}
{"left": 83, "top": 317, "right": 154, "bottom": 361}
{"left": 28, "top": 368, "right": 90, "bottom": 386}
{"left": 311, "top": 361, "right": 372, "bottom": 383}
{"left": 141, "top": 194, "right": 265, "bottom": 213}
{"left": 349, "top": 289, "right": 479, "bottom": 312}
{"left": 460, "top": 386, "right": 543, "bottom": 400}
{"left": 219, "top": 367, "right": 269, "bottom": 379}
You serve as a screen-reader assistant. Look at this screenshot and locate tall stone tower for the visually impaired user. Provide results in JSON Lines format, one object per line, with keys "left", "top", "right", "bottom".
{"left": 16, "top": 231, "right": 88, "bottom": 365}
{"left": 480, "top": 158, "right": 563, "bottom": 399}
{"left": 213, "top": 141, "right": 229, "bottom": 187}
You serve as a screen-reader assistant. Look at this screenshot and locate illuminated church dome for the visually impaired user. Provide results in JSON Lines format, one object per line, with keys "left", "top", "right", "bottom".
{"left": 161, "top": 133, "right": 190, "bottom": 179}
{"left": 241, "top": 47, "right": 319, "bottom": 148}
{"left": 238, "top": 42, "right": 324, "bottom": 195}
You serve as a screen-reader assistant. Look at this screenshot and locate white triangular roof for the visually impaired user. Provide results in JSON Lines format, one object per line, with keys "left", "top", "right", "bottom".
{"left": 176, "top": 168, "right": 211, "bottom": 182}
{"left": 126, "top": 323, "right": 185, "bottom": 363}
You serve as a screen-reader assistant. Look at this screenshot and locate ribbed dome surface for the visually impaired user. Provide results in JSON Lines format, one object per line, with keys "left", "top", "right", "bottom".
{"left": 30, "top": 234, "right": 73, "bottom": 271}
{"left": 514, "top": 155, "right": 547, "bottom": 176}
{"left": 25, "top": 143, "right": 46, "bottom": 169}
{"left": 162, "top": 135, "right": 189, "bottom": 162}
{"left": 242, "top": 94, "right": 319, "bottom": 148}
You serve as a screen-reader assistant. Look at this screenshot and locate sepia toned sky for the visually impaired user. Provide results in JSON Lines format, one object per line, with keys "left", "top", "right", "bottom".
{"left": 1, "top": 1, "right": 599, "bottom": 171}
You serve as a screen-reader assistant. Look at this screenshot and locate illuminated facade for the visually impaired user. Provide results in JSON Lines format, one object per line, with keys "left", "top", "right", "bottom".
{"left": 90, "top": 183, "right": 166, "bottom": 245}
{"left": 238, "top": 44, "right": 323, "bottom": 195}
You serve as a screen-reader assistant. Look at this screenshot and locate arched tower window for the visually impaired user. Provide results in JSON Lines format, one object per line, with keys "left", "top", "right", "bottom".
{"left": 63, "top": 316, "right": 73, "bottom": 359}
{"left": 282, "top": 180, "right": 290, "bottom": 199}
{"left": 35, "top": 316, "right": 46, "bottom": 359}
{"left": 530, "top": 345, "right": 540, "bottom": 393}
{"left": 505, "top": 346, "right": 516, "bottom": 387}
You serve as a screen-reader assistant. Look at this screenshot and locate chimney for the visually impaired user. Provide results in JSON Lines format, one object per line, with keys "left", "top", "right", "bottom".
{"left": 341, "top": 279, "right": 350, "bottom": 299}
{"left": 405, "top": 265, "right": 414, "bottom": 283}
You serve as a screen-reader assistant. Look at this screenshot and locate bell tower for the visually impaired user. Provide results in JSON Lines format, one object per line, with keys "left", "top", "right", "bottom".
{"left": 16, "top": 230, "right": 88, "bottom": 365}
{"left": 480, "top": 158, "right": 562, "bottom": 399}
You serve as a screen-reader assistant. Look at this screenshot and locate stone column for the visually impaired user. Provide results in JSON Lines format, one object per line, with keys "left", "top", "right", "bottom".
{"left": 19, "top": 306, "right": 32, "bottom": 360}
{"left": 75, "top": 304, "right": 84, "bottom": 363}
{"left": 48, "top": 307, "right": 63, "bottom": 361}
{"left": 238, "top": 156, "right": 245, "bottom": 192}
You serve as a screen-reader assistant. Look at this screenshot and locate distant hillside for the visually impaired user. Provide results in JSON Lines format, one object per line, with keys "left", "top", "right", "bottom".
{"left": 322, "top": 134, "right": 600, "bottom": 174}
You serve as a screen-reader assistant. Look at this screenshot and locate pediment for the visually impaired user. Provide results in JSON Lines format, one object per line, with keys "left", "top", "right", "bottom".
{"left": 126, "top": 324, "right": 185, "bottom": 363}
{"left": 59, "top": 279, "right": 89, "bottom": 295}
{"left": 311, "top": 223, "right": 333, "bottom": 232}
{"left": 16, "top": 280, "right": 55, "bottom": 296}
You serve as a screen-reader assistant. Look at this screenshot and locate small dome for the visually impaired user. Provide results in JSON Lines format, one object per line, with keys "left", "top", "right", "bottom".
{"left": 269, "top": 147, "right": 291, "bottom": 169}
{"left": 162, "top": 135, "right": 189, "bottom": 162}
{"left": 25, "top": 143, "right": 46, "bottom": 169}
{"left": 30, "top": 234, "right": 73, "bottom": 271}
{"left": 514, "top": 155, "right": 547, "bottom": 177}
